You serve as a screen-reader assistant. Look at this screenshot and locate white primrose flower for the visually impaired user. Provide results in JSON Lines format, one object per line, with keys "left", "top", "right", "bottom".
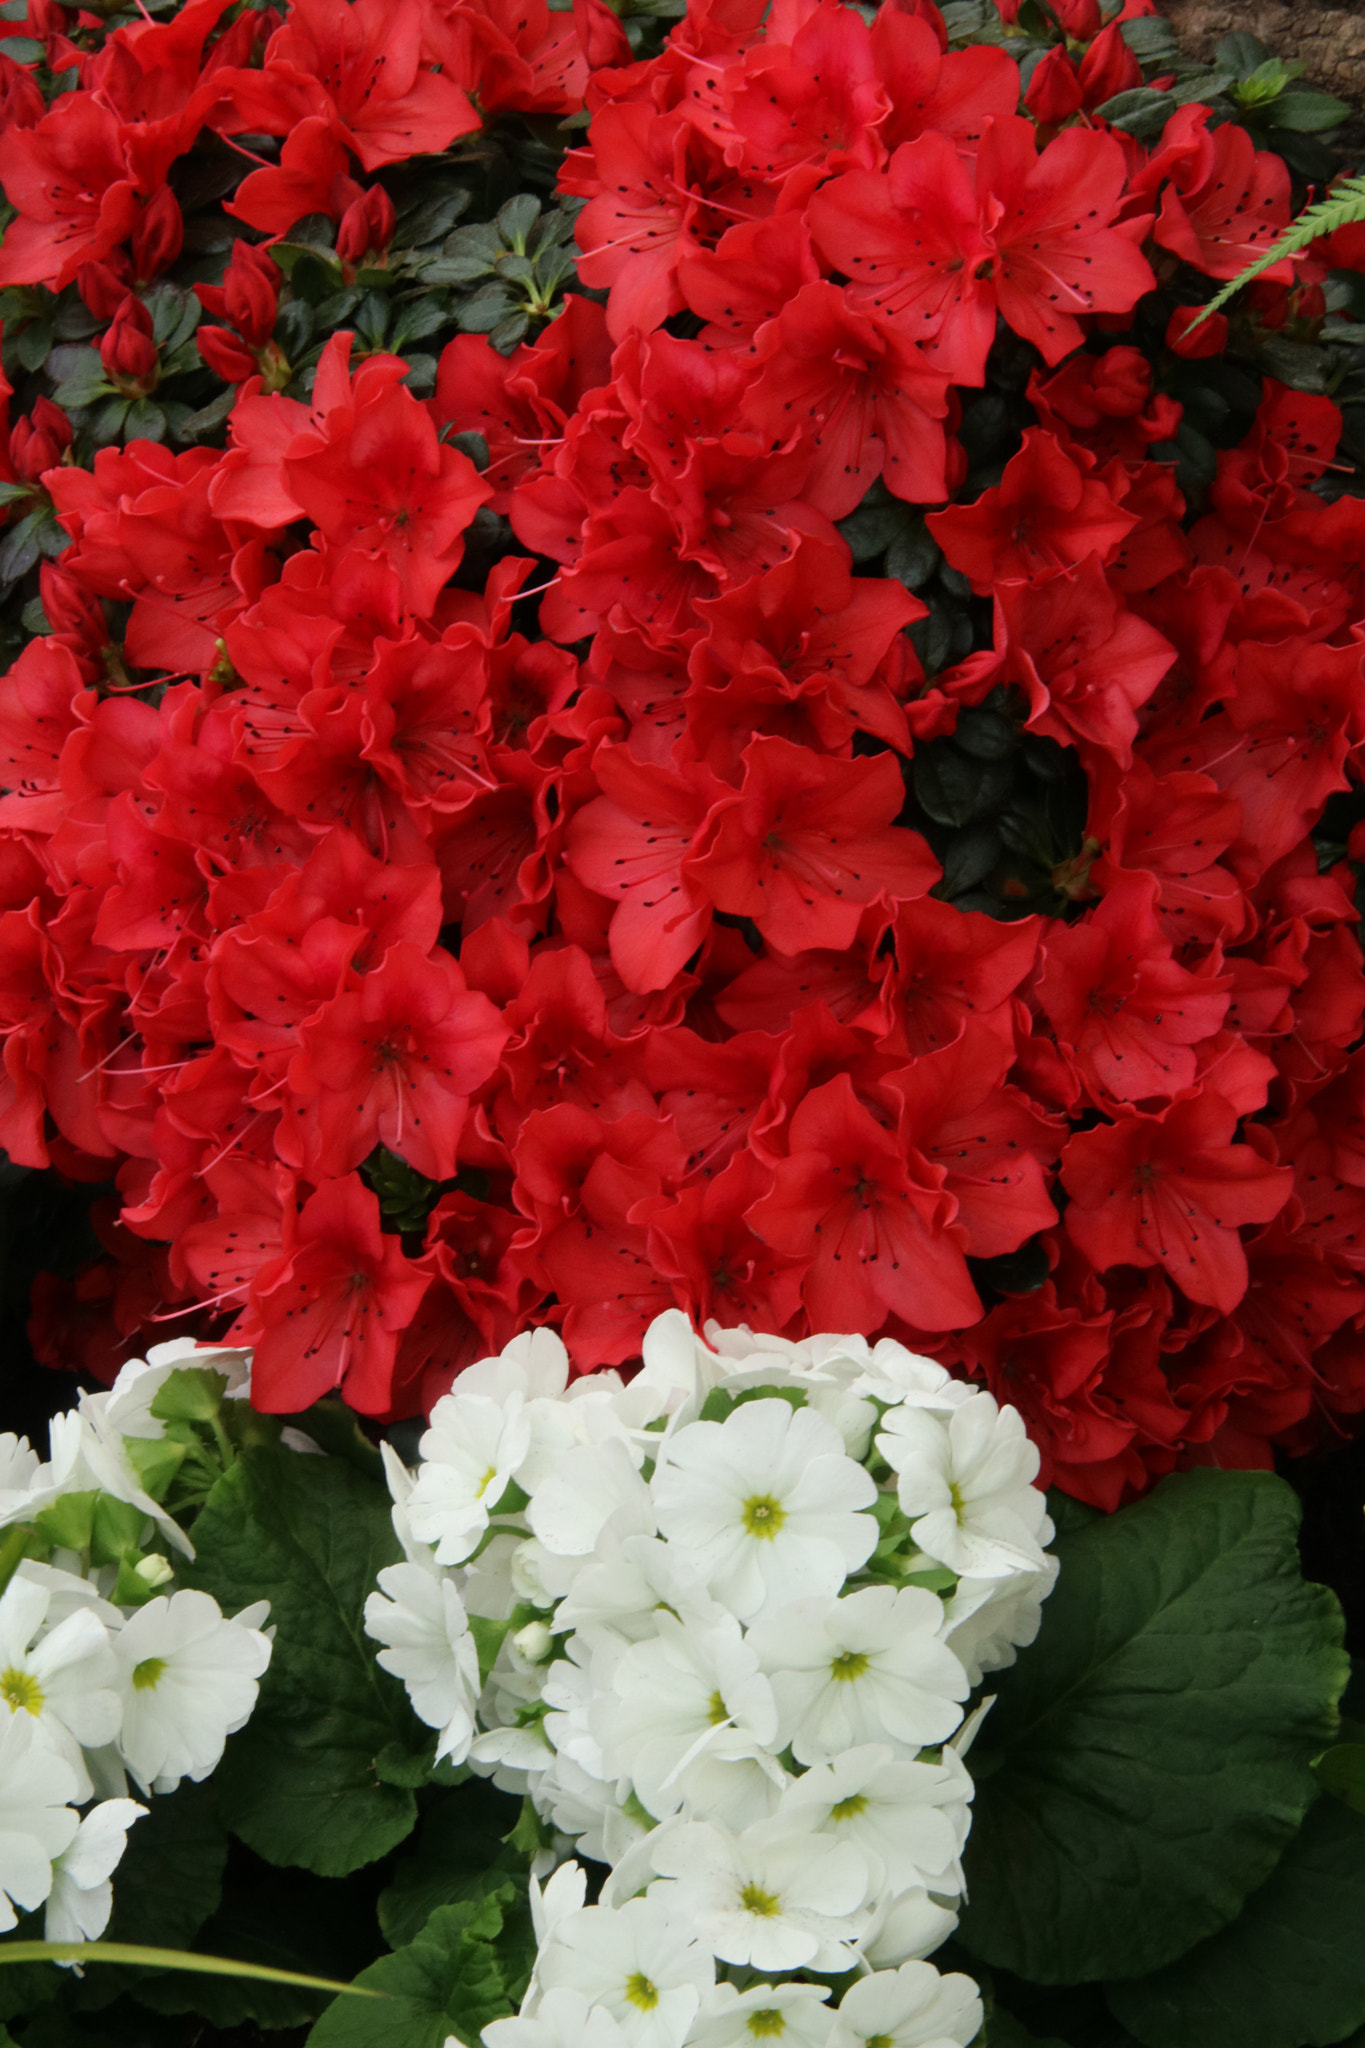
{"left": 0, "top": 1711, "right": 80, "bottom": 1930}
{"left": 0, "top": 1573, "right": 121, "bottom": 1801}
{"left": 861, "top": 1888, "right": 962, "bottom": 1971}
{"left": 687, "top": 1981, "right": 834, "bottom": 2048}
{"left": 112, "top": 1590, "right": 272, "bottom": 1793}
{"left": 0, "top": 1433, "right": 40, "bottom": 1522}
{"left": 531, "top": 1861, "right": 589, "bottom": 1946}
{"left": 527, "top": 1440, "right": 655, "bottom": 1565}
{"left": 44, "top": 1797, "right": 146, "bottom": 1947}
{"left": 750, "top": 1586, "right": 968, "bottom": 1766}
{"left": 651, "top": 1401, "right": 876, "bottom": 1622}
{"left": 534, "top": 1894, "right": 714, "bottom": 2048}
{"left": 830, "top": 1963, "right": 983, "bottom": 2048}
{"left": 646, "top": 1817, "right": 870, "bottom": 1973}
{"left": 408, "top": 1391, "right": 533, "bottom": 1565}
{"left": 602, "top": 1608, "right": 786, "bottom": 1829}
{"left": 483, "top": 1988, "right": 634, "bottom": 2048}
{"left": 941, "top": 1557, "right": 1060, "bottom": 1688}
{"left": 775, "top": 1745, "right": 972, "bottom": 1900}
{"left": 365, "top": 1561, "right": 480, "bottom": 1764}
{"left": 876, "top": 1395, "right": 1051, "bottom": 1580}
{"left": 457, "top": 1327, "right": 573, "bottom": 1406}
{"left": 552, "top": 1535, "right": 714, "bottom": 1645}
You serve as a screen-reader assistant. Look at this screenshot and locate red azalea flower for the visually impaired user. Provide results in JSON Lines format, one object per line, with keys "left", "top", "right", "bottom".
{"left": 747, "top": 1071, "right": 981, "bottom": 1332}
{"left": 1036, "top": 876, "right": 1230, "bottom": 1104}
{"left": 927, "top": 428, "right": 1138, "bottom": 593}
{"left": 565, "top": 745, "right": 727, "bottom": 994}
{"left": 1061, "top": 1088, "right": 1293, "bottom": 1312}
{"left": 248, "top": 1175, "right": 430, "bottom": 1414}
{"left": 290, "top": 941, "right": 508, "bottom": 1183}
{"left": 687, "top": 735, "right": 939, "bottom": 955}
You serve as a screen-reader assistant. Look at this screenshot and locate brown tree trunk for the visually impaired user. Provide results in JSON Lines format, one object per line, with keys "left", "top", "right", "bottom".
{"left": 1161, "top": 0, "right": 1365, "bottom": 110}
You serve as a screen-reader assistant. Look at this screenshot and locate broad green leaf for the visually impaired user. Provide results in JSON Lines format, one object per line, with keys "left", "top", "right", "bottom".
{"left": 958, "top": 1471, "right": 1346, "bottom": 1983}
{"left": 379, "top": 1783, "right": 525, "bottom": 1949}
{"left": 1108, "top": 1795, "right": 1365, "bottom": 2048}
{"left": 305, "top": 1893, "right": 520, "bottom": 2048}
{"left": 181, "top": 1443, "right": 426, "bottom": 1876}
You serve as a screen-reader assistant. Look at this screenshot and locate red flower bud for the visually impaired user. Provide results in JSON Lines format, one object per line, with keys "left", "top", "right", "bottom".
{"left": 1292, "top": 281, "right": 1327, "bottom": 323}
{"left": 76, "top": 251, "right": 134, "bottom": 323}
{"left": 1054, "top": 0, "right": 1101, "bottom": 35}
{"left": 131, "top": 187, "right": 183, "bottom": 283}
{"left": 1166, "top": 305, "right": 1227, "bottom": 359}
{"left": 196, "top": 324, "right": 259, "bottom": 384}
{"left": 336, "top": 184, "right": 398, "bottom": 268}
{"left": 196, "top": 241, "right": 282, "bottom": 352}
{"left": 1025, "top": 45, "right": 1085, "bottom": 126}
{"left": 39, "top": 560, "right": 107, "bottom": 649}
{"left": 0, "top": 51, "right": 44, "bottom": 129}
{"left": 9, "top": 396, "right": 72, "bottom": 485}
{"left": 1078, "top": 22, "right": 1141, "bottom": 107}
{"left": 1248, "top": 279, "right": 1290, "bottom": 331}
{"left": 571, "top": 0, "right": 632, "bottom": 72}
{"left": 99, "top": 294, "right": 159, "bottom": 393}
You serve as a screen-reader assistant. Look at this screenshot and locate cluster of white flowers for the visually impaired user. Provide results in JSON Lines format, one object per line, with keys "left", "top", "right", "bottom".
{"left": 370, "top": 1313, "right": 1057, "bottom": 2048}
{"left": 0, "top": 1340, "right": 273, "bottom": 1947}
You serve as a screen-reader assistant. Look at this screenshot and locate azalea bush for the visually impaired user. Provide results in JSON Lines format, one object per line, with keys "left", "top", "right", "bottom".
{"left": 0, "top": 0, "right": 1365, "bottom": 1519}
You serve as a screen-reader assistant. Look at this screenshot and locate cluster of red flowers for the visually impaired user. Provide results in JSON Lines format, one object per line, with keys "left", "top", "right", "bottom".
{"left": 1, "top": 0, "right": 1364, "bottom": 1510}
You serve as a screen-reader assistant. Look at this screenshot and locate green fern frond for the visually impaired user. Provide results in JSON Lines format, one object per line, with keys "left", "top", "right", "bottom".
{"left": 1184, "top": 175, "right": 1365, "bottom": 330}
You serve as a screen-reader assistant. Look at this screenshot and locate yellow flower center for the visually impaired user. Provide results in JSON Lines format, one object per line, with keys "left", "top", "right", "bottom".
{"left": 830, "top": 1650, "right": 870, "bottom": 1683}
{"left": 0, "top": 1667, "right": 42, "bottom": 1715}
{"left": 742, "top": 1494, "right": 786, "bottom": 1541}
{"left": 624, "top": 1971, "right": 659, "bottom": 2012}
{"left": 708, "top": 1690, "right": 728, "bottom": 1726}
{"left": 132, "top": 1656, "right": 167, "bottom": 1692}
{"left": 739, "top": 1882, "right": 782, "bottom": 1918}
{"left": 830, "top": 1791, "right": 869, "bottom": 1821}
{"left": 748, "top": 2012, "right": 788, "bottom": 2039}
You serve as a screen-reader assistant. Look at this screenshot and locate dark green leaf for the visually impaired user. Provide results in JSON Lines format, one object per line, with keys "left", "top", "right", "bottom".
{"left": 133, "top": 1856, "right": 385, "bottom": 2034}
{"left": 181, "top": 1443, "right": 425, "bottom": 1877}
{"left": 449, "top": 430, "right": 490, "bottom": 470}
{"left": 953, "top": 706, "right": 1017, "bottom": 762}
{"left": 124, "top": 401, "right": 166, "bottom": 443}
{"left": 305, "top": 1894, "right": 520, "bottom": 2048}
{"left": 885, "top": 522, "right": 941, "bottom": 590}
{"left": 0, "top": 508, "right": 46, "bottom": 584}
{"left": 489, "top": 313, "right": 532, "bottom": 354}
{"left": 1108, "top": 1796, "right": 1365, "bottom": 2048}
{"left": 836, "top": 482, "right": 914, "bottom": 563}
{"left": 938, "top": 825, "right": 1001, "bottom": 898}
{"left": 1265, "top": 90, "right": 1351, "bottom": 131}
{"left": 496, "top": 194, "right": 541, "bottom": 249}
{"left": 14, "top": 320, "right": 52, "bottom": 373}
{"left": 1092, "top": 88, "right": 1176, "bottom": 138}
{"left": 958, "top": 1471, "right": 1347, "bottom": 1983}
{"left": 914, "top": 743, "right": 1013, "bottom": 828}
{"left": 458, "top": 286, "right": 517, "bottom": 334}
{"left": 399, "top": 190, "right": 471, "bottom": 247}
{"left": 378, "top": 1784, "right": 523, "bottom": 1950}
